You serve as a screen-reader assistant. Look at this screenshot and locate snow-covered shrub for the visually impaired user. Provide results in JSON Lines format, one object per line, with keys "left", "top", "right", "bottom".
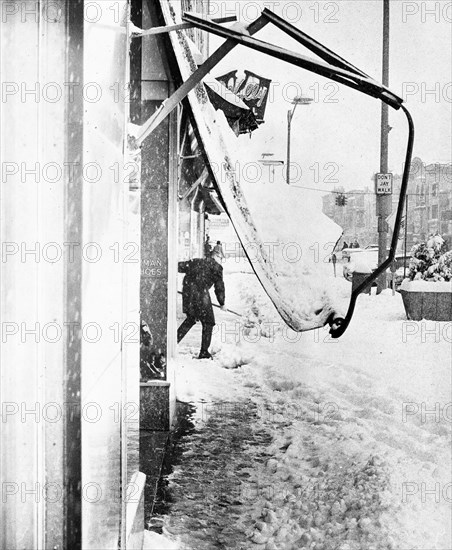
{"left": 407, "top": 234, "right": 452, "bottom": 282}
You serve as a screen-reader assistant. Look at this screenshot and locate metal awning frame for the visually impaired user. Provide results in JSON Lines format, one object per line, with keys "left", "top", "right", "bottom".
{"left": 131, "top": 8, "right": 405, "bottom": 147}
{"left": 132, "top": 6, "right": 414, "bottom": 337}
{"left": 130, "top": 15, "right": 237, "bottom": 37}
{"left": 182, "top": 10, "right": 403, "bottom": 109}
{"left": 178, "top": 167, "right": 208, "bottom": 202}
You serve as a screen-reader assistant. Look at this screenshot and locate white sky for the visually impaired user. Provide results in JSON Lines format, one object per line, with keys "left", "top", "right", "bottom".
{"left": 207, "top": 0, "right": 452, "bottom": 191}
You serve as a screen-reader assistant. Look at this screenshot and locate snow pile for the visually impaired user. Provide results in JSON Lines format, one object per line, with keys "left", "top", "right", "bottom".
{"left": 243, "top": 450, "right": 396, "bottom": 550}
{"left": 212, "top": 343, "right": 254, "bottom": 369}
{"left": 237, "top": 277, "right": 284, "bottom": 337}
{"left": 226, "top": 261, "right": 352, "bottom": 336}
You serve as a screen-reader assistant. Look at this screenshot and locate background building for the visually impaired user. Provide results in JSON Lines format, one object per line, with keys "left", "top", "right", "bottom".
{"left": 409, "top": 158, "right": 452, "bottom": 247}
{"left": 322, "top": 158, "right": 452, "bottom": 252}
{"left": 322, "top": 186, "right": 378, "bottom": 248}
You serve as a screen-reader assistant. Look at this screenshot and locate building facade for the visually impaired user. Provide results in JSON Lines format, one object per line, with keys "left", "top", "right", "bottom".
{"left": 1, "top": 1, "right": 141, "bottom": 548}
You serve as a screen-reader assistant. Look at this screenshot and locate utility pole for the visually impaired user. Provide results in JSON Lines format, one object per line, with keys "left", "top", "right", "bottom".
{"left": 376, "top": 0, "right": 392, "bottom": 293}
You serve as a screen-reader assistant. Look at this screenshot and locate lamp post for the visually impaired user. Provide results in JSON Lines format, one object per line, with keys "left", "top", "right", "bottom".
{"left": 286, "top": 95, "right": 313, "bottom": 184}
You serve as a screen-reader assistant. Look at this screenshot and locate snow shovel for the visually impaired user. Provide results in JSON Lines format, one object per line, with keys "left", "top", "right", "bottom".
{"left": 177, "top": 291, "right": 241, "bottom": 317}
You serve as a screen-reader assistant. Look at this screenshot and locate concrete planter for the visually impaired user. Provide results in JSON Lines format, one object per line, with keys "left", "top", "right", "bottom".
{"left": 400, "top": 281, "right": 452, "bottom": 321}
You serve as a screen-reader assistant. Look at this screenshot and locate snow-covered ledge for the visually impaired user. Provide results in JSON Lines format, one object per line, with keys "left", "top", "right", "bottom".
{"left": 400, "top": 279, "right": 452, "bottom": 292}
{"left": 399, "top": 279, "right": 452, "bottom": 321}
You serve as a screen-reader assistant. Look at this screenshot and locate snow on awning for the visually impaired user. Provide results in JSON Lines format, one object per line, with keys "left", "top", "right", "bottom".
{"left": 159, "top": 1, "right": 343, "bottom": 331}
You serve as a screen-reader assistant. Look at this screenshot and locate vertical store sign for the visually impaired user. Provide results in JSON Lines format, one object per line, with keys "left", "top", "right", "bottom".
{"left": 217, "top": 69, "right": 272, "bottom": 123}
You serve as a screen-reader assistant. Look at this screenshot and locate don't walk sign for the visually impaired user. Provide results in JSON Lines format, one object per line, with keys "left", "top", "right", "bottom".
{"left": 375, "top": 173, "right": 393, "bottom": 194}
{"left": 375, "top": 173, "right": 393, "bottom": 218}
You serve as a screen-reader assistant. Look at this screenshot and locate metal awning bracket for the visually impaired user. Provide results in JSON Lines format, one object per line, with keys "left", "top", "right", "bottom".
{"left": 178, "top": 168, "right": 209, "bottom": 201}
{"left": 130, "top": 15, "right": 237, "bottom": 37}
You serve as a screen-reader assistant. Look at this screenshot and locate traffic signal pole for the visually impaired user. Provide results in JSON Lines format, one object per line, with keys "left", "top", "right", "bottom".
{"left": 377, "top": 0, "right": 391, "bottom": 294}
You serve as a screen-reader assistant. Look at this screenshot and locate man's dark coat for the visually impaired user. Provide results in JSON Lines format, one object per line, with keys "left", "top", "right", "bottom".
{"left": 178, "top": 258, "right": 225, "bottom": 325}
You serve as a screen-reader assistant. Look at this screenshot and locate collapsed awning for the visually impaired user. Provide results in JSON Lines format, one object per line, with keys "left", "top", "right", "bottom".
{"left": 158, "top": 1, "right": 340, "bottom": 331}
{"left": 140, "top": 1, "right": 414, "bottom": 337}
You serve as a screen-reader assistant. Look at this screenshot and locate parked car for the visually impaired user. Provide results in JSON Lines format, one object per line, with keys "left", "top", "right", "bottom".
{"left": 341, "top": 247, "right": 365, "bottom": 262}
{"left": 342, "top": 249, "right": 379, "bottom": 282}
{"left": 343, "top": 249, "right": 411, "bottom": 288}
{"left": 341, "top": 244, "right": 378, "bottom": 260}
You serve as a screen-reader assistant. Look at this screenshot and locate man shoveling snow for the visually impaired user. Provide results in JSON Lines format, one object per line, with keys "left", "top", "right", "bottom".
{"left": 177, "top": 251, "right": 226, "bottom": 359}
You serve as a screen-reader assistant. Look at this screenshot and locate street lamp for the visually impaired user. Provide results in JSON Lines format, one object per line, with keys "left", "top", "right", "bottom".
{"left": 286, "top": 95, "right": 313, "bottom": 184}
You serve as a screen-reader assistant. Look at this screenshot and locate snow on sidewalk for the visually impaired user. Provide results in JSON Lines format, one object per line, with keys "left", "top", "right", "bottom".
{"left": 145, "top": 266, "right": 451, "bottom": 550}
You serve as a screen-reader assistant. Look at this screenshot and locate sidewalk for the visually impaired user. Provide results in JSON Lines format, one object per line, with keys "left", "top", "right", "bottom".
{"left": 144, "top": 266, "right": 451, "bottom": 550}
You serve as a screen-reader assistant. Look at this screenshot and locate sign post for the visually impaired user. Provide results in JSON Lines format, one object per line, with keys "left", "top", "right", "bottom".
{"left": 375, "top": 172, "right": 393, "bottom": 290}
